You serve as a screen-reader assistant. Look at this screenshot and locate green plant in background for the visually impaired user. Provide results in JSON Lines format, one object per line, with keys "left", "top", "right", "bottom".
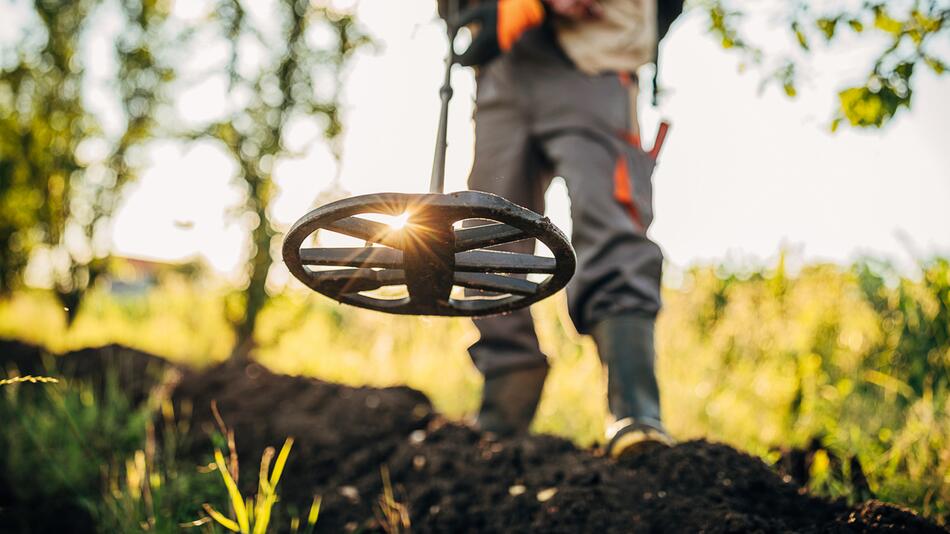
{"left": 0, "top": 284, "right": 234, "bottom": 362}
{"left": 0, "top": 357, "right": 321, "bottom": 532}
{"left": 658, "top": 257, "right": 950, "bottom": 518}
{"left": 0, "top": 0, "right": 174, "bottom": 321}
{"left": 699, "top": 0, "right": 948, "bottom": 129}
{"left": 857, "top": 258, "right": 950, "bottom": 398}
{"left": 177, "top": 0, "right": 370, "bottom": 361}
{"left": 0, "top": 361, "right": 224, "bottom": 531}
{"left": 99, "top": 399, "right": 229, "bottom": 534}
{"left": 0, "top": 0, "right": 369, "bottom": 352}
{"left": 0, "top": 370, "right": 149, "bottom": 521}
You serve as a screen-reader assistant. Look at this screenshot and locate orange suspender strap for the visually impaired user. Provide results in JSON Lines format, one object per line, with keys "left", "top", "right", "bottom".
{"left": 650, "top": 121, "right": 671, "bottom": 160}
{"left": 497, "top": 0, "right": 545, "bottom": 51}
{"left": 622, "top": 121, "right": 671, "bottom": 159}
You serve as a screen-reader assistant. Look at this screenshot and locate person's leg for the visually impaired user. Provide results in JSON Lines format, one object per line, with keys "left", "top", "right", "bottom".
{"left": 531, "top": 70, "right": 669, "bottom": 455}
{"left": 542, "top": 130, "right": 669, "bottom": 454}
{"left": 467, "top": 55, "right": 549, "bottom": 436}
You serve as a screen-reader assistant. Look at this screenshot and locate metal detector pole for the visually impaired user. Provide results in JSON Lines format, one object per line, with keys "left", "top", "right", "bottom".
{"left": 429, "top": 0, "right": 458, "bottom": 194}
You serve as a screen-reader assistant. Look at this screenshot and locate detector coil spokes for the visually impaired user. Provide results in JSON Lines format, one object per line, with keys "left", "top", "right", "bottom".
{"left": 282, "top": 191, "right": 575, "bottom": 316}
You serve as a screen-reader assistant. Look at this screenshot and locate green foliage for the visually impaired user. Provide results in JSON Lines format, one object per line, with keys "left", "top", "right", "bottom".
{"left": 0, "top": 283, "right": 234, "bottom": 361}
{"left": 660, "top": 258, "right": 950, "bottom": 518}
{"left": 856, "top": 258, "right": 950, "bottom": 398}
{"left": 100, "top": 420, "right": 228, "bottom": 533}
{"left": 0, "top": 345, "right": 322, "bottom": 533}
{"left": 175, "top": 0, "right": 370, "bottom": 358}
{"left": 835, "top": 83, "right": 906, "bottom": 129}
{"left": 0, "top": 0, "right": 173, "bottom": 319}
{"left": 0, "top": 373, "right": 145, "bottom": 505}
{"left": 0, "top": 364, "right": 224, "bottom": 531}
{"left": 699, "top": 1, "right": 949, "bottom": 129}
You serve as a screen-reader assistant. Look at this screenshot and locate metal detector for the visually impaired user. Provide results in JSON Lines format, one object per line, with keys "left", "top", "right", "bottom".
{"left": 282, "top": 3, "right": 575, "bottom": 316}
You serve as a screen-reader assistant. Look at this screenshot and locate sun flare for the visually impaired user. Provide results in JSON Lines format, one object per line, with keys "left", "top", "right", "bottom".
{"left": 386, "top": 211, "right": 411, "bottom": 231}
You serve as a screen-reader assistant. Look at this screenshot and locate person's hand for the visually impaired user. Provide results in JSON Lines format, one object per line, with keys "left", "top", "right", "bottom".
{"left": 545, "top": 0, "right": 602, "bottom": 20}
{"left": 455, "top": 0, "right": 546, "bottom": 67}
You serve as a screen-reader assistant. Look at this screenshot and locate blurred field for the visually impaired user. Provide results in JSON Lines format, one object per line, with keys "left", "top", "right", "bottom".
{"left": 2, "top": 257, "right": 949, "bottom": 520}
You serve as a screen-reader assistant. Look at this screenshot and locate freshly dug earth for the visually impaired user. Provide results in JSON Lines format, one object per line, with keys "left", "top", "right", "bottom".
{"left": 171, "top": 356, "right": 434, "bottom": 507}
{"left": 172, "top": 353, "right": 946, "bottom": 533}
{"left": 2, "top": 341, "right": 946, "bottom": 533}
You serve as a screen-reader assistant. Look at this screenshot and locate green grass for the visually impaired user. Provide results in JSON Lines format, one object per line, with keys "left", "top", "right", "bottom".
{"left": 0, "top": 355, "right": 318, "bottom": 533}
{"left": 0, "top": 364, "right": 225, "bottom": 531}
{"left": 1, "top": 257, "right": 949, "bottom": 523}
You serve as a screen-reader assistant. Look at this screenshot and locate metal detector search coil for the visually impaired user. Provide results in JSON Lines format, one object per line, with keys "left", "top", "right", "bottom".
{"left": 283, "top": 191, "right": 575, "bottom": 317}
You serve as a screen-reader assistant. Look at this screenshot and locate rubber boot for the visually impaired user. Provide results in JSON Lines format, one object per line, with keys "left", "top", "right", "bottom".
{"left": 591, "top": 314, "right": 673, "bottom": 458}
{"left": 476, "top": 364, "right": 548, "bottom": 437}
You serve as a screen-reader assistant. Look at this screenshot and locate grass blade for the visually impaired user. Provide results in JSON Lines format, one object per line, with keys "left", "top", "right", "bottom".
{"left": 252, "top": 493, "right": 277, "bottom": 534}
{"left": 269, "top": 438, "right": 294, "bottom": 488}
{"left": 214, "top": 449, "right": 250, "bottom": 533}
{"left": 203, "top": 503, "right": 241, "bottom": 533}
{"left": 0, "top": 375, "right": 59, "bottom": 386}
{"left": 305, "top": 496, "right": 322, "bottom": 534}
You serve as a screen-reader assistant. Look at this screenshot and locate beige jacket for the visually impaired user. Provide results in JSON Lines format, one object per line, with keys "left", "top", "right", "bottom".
{"left": 554, "top": 0, "right": 657, "bottom": 75}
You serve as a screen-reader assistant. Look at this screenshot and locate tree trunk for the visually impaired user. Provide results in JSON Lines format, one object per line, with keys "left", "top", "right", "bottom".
{"left": 230, "top": 171, "right": 274, "bottom": 361}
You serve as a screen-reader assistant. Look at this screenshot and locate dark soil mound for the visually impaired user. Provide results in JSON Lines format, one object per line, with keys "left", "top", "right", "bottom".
{"left": 174, "top": 358, "right": 945, "bottom": 534}
{"left": 286, "top": 421, "right": 943, "bottom": 533}
{"left": 2, "top": 341, "right": 946, "bottom": 533}
{"left": 171, "top": 357, "right": 434, "bottom": 504}
{"left": 0, "top": 339, "right": 173, "bottom": 405}
{"left": 0, "top": 339, "right": 42, "bottom": 369}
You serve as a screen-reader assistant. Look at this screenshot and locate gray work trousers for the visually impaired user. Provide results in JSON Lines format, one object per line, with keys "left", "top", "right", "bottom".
{"left": 468, "top": 29, "right": 663, "bottom": 378}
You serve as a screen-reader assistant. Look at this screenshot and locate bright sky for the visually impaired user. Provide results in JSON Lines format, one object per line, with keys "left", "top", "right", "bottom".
{"left": 94, "top": 1, "right": 950, "bottom": 276}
